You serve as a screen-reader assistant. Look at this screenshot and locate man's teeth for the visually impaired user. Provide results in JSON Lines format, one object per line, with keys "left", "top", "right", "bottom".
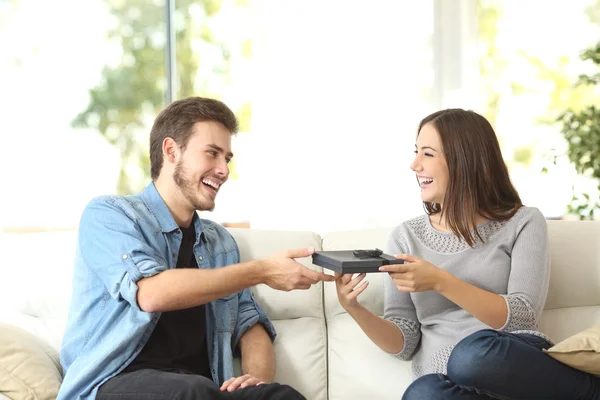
{"left": 202, "top": 178, "right": 220, "bottom": 189}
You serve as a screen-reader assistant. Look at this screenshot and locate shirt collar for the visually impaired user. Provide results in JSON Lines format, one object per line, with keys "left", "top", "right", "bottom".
{"left": 141, "top": 182, "right": 204, "bottom": 235}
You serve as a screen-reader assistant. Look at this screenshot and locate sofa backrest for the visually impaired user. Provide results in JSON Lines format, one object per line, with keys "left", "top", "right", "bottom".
{"left": 1, "top": 220, "right": 599, "bottom": 400}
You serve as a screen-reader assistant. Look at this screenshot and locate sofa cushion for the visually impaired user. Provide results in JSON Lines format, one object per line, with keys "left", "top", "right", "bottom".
{"left": 0, "top": 230, "right": 76, "bottom": 351}
{"left": 227, "top": 228, "right": 325, "bottom": 320}
{"left": 327, "top": 314, "right": 412, "bottom": 400}
{"left": 544, "top": 221, "right": 600, "bottom": 310}
{"left": 227, "top": 228, "right": 328, "bottom": 400}
{"left": 0, "top": 323, "right": 62, "bottom": 400}
{"left": 544, "top": 325, "right": 600, "bottom": 375}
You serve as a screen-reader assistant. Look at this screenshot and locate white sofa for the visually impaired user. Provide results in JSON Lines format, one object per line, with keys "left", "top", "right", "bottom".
{"left": 0, "top": 220, "right": 599, "bottom": 399}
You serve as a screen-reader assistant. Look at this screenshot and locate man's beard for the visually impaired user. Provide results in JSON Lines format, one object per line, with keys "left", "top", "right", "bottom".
{"left": 173, "top": 159, "right": 215, "bottom": 211}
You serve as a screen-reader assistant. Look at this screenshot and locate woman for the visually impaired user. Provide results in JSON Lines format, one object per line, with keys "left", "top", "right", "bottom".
{"left": 335, "top": 109, "right": 600, "bottom": 399}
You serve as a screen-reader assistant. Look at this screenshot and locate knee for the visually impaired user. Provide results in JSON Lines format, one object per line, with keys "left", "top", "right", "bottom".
{"left": 447, "top": 329, "right": 501, "bottom": 386}
{"left": 402, "top": 374, "right": 447, "bottom": 400}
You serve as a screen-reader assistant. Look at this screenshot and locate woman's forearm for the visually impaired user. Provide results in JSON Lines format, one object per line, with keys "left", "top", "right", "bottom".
{"left": 437, "top": 269, "right": 508, "bottom": 329}
{"left": 346, "top": 305, "right": 405, "bottom": 354}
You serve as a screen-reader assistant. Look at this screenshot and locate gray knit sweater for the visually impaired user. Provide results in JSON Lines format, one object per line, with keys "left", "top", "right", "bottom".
{"left": 383, "top": 206, "right": 551, "bottom": 379}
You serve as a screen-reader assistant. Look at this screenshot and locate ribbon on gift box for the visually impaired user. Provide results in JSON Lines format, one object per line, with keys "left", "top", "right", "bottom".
{"left": 352, "top": 249, "right": 384, "bottom": 259}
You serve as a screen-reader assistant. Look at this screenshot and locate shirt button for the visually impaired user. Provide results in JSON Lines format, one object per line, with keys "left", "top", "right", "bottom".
{"left": 122, "top": 254, "right": 128, "bottom": 260}
{"left": 199, "top": 256, "right": 204, "bottom": 261}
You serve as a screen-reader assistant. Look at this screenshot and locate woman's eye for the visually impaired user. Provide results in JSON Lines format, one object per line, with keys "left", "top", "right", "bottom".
{"left": 424, "top": 153, "right": 433, "bottom": 157}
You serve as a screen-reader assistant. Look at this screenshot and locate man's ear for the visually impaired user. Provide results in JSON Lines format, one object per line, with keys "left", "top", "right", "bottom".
{"left": 162, "top": 137, "right": 179, "bottom": 165}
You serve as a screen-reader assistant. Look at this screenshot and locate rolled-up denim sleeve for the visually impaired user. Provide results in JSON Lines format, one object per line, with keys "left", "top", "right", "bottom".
{"left": 230, "top": 245, "right": 276, "bottom": 350}
{"left": 232, "top": 288, "right": 277, "bottom": 352}
{"left": 77, "top": 196, "right": 167, "bottom": 310}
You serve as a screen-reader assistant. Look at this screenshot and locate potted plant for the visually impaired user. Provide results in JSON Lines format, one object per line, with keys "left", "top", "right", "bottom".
{"left": 556, "top": 42, "right": 600, "bottom": 219}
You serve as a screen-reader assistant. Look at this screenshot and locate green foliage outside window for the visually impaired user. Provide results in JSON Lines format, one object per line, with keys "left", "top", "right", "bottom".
{"left": 72, "top": 0, "right": 251, "bottom": 194}
{"left": 555, "top": 43, "right": 600, "bottom": 219}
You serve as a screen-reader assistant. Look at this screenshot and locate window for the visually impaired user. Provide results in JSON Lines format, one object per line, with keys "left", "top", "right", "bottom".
{"left": 476, "top": 0, "right": 600, "bottom": 218}
{"left": 0, "top": 0, "right": 165, "bottom": 230}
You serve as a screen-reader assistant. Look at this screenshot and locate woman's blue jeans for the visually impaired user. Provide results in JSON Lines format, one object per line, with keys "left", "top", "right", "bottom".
{"left": 403, "top": 329, "right": 600, "bottom": 400}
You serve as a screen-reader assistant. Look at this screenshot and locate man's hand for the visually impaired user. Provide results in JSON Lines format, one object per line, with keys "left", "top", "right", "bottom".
{"left": 260, "top": 247, "right": 335, "bottom": 291}
{"left": 220, "top": 374, "right": 265, "bottom": 392}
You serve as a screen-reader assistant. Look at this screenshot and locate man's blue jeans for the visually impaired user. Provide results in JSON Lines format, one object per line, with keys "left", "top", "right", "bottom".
{"left": 403, "top": 329, "right": 600, "bottom": 400}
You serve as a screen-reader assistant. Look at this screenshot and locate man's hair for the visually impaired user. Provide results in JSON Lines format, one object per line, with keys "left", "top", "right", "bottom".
{"left": 418, "top": 108, "right": 523, "bottom": 246}
{"left": 149, "top": 97, "right": 239, "bottom": 180}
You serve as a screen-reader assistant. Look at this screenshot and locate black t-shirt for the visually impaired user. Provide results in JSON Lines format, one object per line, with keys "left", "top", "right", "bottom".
{"left": 124, "top": 224, "right": 211, "bottom": 379}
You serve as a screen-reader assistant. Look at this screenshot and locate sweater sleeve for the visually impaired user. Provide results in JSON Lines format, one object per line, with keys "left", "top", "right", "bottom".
{"left": 382, "top": 225, "right": 421, "bottom": 361}
{"left": 498, "top": 208, "right": 551, "bottom": 332}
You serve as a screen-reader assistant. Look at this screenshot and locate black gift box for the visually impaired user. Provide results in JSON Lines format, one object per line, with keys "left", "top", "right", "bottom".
{"left": 312, "top": 250, "right": 404, "bottom": 274}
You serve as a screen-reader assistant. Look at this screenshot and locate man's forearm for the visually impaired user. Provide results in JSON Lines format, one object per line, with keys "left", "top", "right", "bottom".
{"left": 137, "top": 260, "right": 263, "bottom": 312}
{"left": 240, "top": 324, "right": 276, "bottom": 383}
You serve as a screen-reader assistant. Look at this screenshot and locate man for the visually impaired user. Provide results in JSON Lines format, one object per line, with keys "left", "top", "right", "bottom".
{"left": 58, "top": 97, "right": 333, "bottom": 400}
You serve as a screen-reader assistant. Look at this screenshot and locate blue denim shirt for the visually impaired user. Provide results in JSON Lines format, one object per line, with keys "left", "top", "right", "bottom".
{"left": 58, "top": 183, "right": 276, "bottom": 400}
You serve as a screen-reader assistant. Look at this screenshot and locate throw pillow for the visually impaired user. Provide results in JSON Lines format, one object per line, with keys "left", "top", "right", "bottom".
{"left": 544, "top": 325, "right": 600, "bottom": 376}
{"left": 0, "top": 323, "right": 62, "bottom": 400}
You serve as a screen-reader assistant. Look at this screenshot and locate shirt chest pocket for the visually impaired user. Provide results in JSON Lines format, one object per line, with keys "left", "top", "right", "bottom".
{"left": 211, "top": 248, "right": 238, "bottom": 268}
{"left": 213, "top": 294, "right": 238, "bottom": 332}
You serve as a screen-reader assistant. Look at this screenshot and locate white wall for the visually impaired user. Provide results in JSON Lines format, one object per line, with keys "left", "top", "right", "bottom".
{"left": 224, "top": 0, "right": 435, "bottom": 233}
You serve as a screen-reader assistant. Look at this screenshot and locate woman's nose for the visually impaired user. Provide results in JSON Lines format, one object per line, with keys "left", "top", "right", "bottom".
{"left": 410, "top": 156, "right": 421, "bottom": 172}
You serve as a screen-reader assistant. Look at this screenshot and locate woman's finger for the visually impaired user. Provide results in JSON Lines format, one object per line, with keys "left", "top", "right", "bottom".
{"left": 348, "top": 279, "right": 369, "bottom": 298}
{"left": 349, "top": 273, "right": 366, "bottom": 289}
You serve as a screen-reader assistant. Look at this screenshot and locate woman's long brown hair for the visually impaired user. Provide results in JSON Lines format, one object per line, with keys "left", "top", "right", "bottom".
{"left": 418, "top": 109, "right": 523, "bottom": 246}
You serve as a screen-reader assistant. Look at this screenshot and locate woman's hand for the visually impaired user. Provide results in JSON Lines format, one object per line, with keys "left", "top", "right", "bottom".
{"left": 334, "top": 272, "right": 369, "bottom": 311}
{"left": 379, "top": 254, "right": 448, "bottom": 292}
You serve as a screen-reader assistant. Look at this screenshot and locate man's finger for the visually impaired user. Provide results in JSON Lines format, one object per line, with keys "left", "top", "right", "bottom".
{"left": 285, "top": 247, "right": 315, "bottom": 259}
{"left": 299, "top": 270, "right": 336, "bottom": 285}
{"left": 296, "top": 284, "right": 311, "bottom": 290}
{"left": 240, "top": 378, "right": 261, "bottom": 388}
{"left": 220, "top": 377, "right": 236, "bottom": 391}
{"left": 227, "top": 376, "right": 249, "bottom": 392}
{"left": 317, "top": 272, "right": 336, "bottom": 281}
{"left": 300, "top": 266, "right": 322, "bottom": 281}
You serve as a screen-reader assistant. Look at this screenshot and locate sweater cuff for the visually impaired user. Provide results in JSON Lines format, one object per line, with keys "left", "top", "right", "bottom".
{"left": 385, "top": 316, "right": 421, "bottom": 361}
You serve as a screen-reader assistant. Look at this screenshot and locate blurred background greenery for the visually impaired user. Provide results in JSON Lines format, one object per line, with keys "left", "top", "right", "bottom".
{"left": 1, "top": 0, "right": 599, "bottom": 230}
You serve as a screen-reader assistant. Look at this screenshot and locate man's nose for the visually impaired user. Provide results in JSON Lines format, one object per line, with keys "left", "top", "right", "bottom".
{"left": 215, "top": 159, "right": 229, "bottom": 178}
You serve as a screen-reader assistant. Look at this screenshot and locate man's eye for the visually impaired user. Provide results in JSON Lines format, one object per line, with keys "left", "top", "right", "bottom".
{"left": 226, "top": 158, "right": 232, "bottom": 164}
{"left": 208, "top": 151, "right": 217, "bottom": 156}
